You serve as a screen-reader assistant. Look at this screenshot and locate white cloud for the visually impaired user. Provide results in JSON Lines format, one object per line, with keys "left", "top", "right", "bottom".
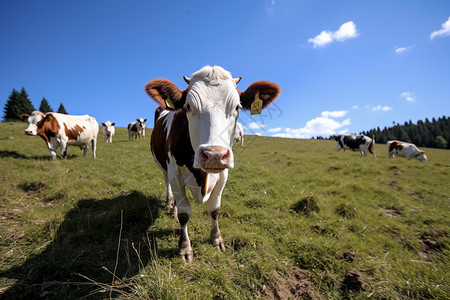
{"left": 308, "top": 21, "right": 358, "bottom": 48}
{"left": 430, "top": 16, "right": 450, "bottom": 40}
{"left": 321, "top": 110, "right": 348, "bottom": 118}
{"left": 395, "top": 46, "right": 413, "bottom": 54}
{"left": 267, "top": 127, "right": 282, "bottom": 133}
{"left": 372, "top": 105, "right": 392, "bottom": 111}
{"left": 352, "top": 105, "right": 358, "bottom": 109}
{"left": 272, "top": 113, "right": 351, "bottom": 139}
{"left": 246, "top": 122, "right": 266, "bottom": 130}
{"left": 400, "top": 92, "right": 415, "bottom": 102}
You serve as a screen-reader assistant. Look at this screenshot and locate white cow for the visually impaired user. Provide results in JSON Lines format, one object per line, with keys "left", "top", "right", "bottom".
{"left": 234, "top": 122, "right": 244, "bottom": 146}
{"left": 101, "top": 121, "right": 115, "bottom": 143}
{"left": 21, "top": 111, "right": 98, "bottom": 159}
{"left": 128, "top": 118, "right": 147, "bottom": 141}
{"left": 387, "top": 140, "right": 428, "bottom": 162}
{"left": 147, "top": 66, "right": 281, "bottom": 262}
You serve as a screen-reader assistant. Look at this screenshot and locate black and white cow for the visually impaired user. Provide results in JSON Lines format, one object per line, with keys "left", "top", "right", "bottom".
{"left": 147, "top": 66, "right": 281, "bottom": 262}
{"left": 127, "top": 118, "right": 147, "bottom": 141}
{"left": 387, "top": 140, "right": 428, "bottom": 162}
{"left": 333, "top": 134, "right": 376, "bottom": 158}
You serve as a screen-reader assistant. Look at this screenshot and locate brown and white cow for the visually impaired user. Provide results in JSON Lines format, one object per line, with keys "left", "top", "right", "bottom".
{"left": 21, "top": 111, "right": 99, "bottom": 159}
{"left": 146, "top": 66, "right": 281, "bottom": 262}
{"left": 333, "top": 134, "right": 376, "bottom": 158}
{"left": 387, "top": 140, "right": 428, "bottom": 162}
{"left": 101, "top": 120, "right": 115, "bottom": 143}
{"left": 128, "top": 118, "right": 147, "bottom": 141}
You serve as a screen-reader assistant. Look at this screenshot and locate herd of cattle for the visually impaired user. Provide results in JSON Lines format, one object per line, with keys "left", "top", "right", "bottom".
{"left": 18, "top": 66, "right": 428, "bottom": 262}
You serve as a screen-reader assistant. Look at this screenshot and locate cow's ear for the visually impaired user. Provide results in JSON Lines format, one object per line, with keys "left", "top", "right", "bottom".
{"left": 20, "top": 114, "right": 30, "bottom": 121}
{"left": 144, "top": 119, "right": 147, "bottom": 122}
{"left": 101, "top": 122, "right": 106, "bottom": 126}
{"left": 145, "top": 79, "right": 186, "bottom": 110}
{"left": 111, "top": 123, "right": 115, "bottom": 126}
{"left": 45, "top": 114, "right": 53, "bottom": 122}
{"left": 238, "top": 81, "right": 281, "bottom": 110}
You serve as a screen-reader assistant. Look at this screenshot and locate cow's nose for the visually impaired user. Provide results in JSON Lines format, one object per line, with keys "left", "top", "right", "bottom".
{"left": 199, "top": 146, "right": 231, "bottom": 169}
{"left": 25, "top": 130, "right": 33, "bottom": 135}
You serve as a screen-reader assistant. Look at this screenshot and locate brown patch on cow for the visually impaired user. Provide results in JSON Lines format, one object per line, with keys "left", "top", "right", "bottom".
{"left": 341, "top": 269, "right": 364, "bottom": 291}
{"left": 261, "top": 267, "right": 312, "bottom": 299}
{"left": 151, "top": 112, "right": 169, "bottom": 171}
{"left": 64, "top": 123, "right": 84, "bottom": 141}
{"left": 36, "top": 113, "right": 60, "bottom": 143}
{"left": 389, "top": 140, "right": 404, "bottom": 153}
{"left": 238, "top": 80, "right": 281, "bottom": 110}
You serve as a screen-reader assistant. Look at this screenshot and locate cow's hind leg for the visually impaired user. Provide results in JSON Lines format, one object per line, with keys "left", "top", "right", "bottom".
{"left": 92, "top": 138, "right": 97, "bottom": 158}
{"left": 177, "top": 206, "right": 193, "bottom": 263}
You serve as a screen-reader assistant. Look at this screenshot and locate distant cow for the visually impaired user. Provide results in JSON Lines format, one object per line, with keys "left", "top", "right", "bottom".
{"left": 21, "top": 111, "right": 98, "bottom": 159}
{"left": 101, "top": 121, "right": 115, "bottom": 143}
{"left": 387, "top": 140, "right": 428, "bottom": 162}
{"left": 334, "top": 134, "right": 376, "bottom": 158}
{"left": 128, "top": 118, "right": 147, "bottom": 141}
{"left": 147, "top": 66, "right": 281, "bottom": 262}
{"left": 234, "top": 122, "right": 244, "bottom": 146}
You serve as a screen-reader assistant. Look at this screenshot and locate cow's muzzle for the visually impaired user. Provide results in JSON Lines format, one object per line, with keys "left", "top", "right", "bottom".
{"left": 196, "top": 146, "right": 233, "bottom": 173}
{"left": 25, "top": 130, "right": 36, "bottom": 136}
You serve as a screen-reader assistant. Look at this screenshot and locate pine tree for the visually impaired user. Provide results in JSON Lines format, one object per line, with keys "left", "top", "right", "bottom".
{"left": 39, "top": 97, "right": 53, "bottom": 113}
{"left": 57, "top": 103, "right": 68, "bottom": 114}
{"left": 19, "top": 87, "right": 35, "bottom": 115}
{"left": 2, "top": 88, "right": 35, "bottom": 121}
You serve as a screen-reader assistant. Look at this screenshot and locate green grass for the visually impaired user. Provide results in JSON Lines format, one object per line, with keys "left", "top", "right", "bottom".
{"left": 0, "top": 121, "right": 449, "bottom": 299}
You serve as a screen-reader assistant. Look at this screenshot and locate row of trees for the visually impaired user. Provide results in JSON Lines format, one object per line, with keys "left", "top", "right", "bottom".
{"left": 2, "top": 87, "right": 68, "bottom": 122}
{"left": 361, "top": 116, "right": 450, "bottom": 149}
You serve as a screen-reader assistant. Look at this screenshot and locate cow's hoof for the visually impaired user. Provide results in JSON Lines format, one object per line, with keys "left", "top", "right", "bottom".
{"left": 179, "top": 248, "right": 193, "bottom": 263}
{"left": 212, "top": 237, "right": 225, "bottom": 252}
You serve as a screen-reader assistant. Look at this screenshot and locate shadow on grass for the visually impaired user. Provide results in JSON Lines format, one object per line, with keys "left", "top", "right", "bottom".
{"left": 0, "top": 190, "right": 161, "bottom": 299}
{"left": 0, "top": 150, "right": 79, "bottom": 160}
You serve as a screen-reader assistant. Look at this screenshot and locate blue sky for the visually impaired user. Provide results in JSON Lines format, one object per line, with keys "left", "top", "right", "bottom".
{"left": 1, "top": 0, "right": 449, "bottom": 138}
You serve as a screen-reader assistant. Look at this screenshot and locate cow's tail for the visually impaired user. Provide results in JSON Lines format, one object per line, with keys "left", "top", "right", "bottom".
{"left": 369, "top": 135, "right": 377, "bottom": 159}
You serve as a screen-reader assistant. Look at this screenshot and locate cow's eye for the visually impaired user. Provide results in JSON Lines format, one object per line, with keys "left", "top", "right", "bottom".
{"left": 186, "top": 104, "right": 191, "bottom": 112}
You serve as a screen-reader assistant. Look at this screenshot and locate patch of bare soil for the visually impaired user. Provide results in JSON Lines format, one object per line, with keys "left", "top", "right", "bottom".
{"left": 261, "top": 267, "right": 312, "bottom": 299}
{"left": 418, "top": 229, "right": 447, "bottom": 259}
{"left": 382, "top": 207, "right": 402, "bottom": 218}
{"left": 341, "top": 269, "right": 364, "bottom": 291}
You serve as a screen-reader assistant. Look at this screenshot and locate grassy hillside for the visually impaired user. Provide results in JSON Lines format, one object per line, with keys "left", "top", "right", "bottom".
{"left": 0, "top": 121, "right": 448, "bottom": 299}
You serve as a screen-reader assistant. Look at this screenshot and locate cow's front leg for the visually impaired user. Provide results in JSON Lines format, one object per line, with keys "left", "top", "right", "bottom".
{"left": 177, "top": 208, "right": 193, "bottom": 263}
{"left": 209, "top": 208, "right": 225, "bottom": 251}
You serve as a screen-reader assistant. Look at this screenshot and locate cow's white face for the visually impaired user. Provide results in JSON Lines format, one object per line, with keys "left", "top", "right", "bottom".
{"left": 186, "top": 78, "right": 240, "bottom": 173}
{"left": 23, "top": 111, "right": 45, "bottom": 136}
{"left": 417, "top": 152, "right": 428, "bottom": 162}
{"left": 102, "top": 121, "right": 115, "bottom": 135}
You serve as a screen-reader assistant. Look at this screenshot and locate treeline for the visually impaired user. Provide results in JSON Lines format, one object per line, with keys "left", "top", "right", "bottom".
{"left": 361, "top": 116, "right": 450, "bottom": 149}
{"left": 2, "top": 87, "right": 68, "bottom": 122}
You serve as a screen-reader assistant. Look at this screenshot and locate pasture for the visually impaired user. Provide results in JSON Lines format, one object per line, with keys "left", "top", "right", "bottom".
{"left": 0, "top": 121, "right": 448, "bottom": 299}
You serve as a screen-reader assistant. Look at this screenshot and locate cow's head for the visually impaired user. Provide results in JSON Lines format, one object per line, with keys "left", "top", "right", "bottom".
{"left": 416, "top": 151, "right": 428, "bottom": 163}
{"left": 145, "top": 66, "right": 281, "bottom": 173}
{"left": 102, "top": 121, "right": 115, "bottom": 135}
{"left": 21, "top": 111, "right": 46, "bottom": 136}
{"left": 136, "top": 117, "right": 147, "bottom": 128}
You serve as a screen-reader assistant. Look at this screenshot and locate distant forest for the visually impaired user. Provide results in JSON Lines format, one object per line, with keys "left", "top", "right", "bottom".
{"left": 361, "top": 116, "right": 450, "bottom": 149}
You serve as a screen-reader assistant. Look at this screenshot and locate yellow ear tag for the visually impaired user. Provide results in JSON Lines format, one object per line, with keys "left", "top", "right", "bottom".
{"left": 165, "top": 96, "right": 175, "bottom": 109}
{"left": 250, "top": 91, "right": 263, "bottom": 115}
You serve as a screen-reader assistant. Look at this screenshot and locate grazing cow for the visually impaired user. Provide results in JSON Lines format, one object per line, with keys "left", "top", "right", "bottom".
{"left": 21, "top": 111, "right": 98, "bottom": 159}
{"left": 334, "top": 134, "right": 376, "bottom": 158}
{"left": 101, "top": 121, "right": 115, "bottom": 143}
{"left": 128, "top": 118, "right": 147, "bottom": 141}
{"left": 234, "top": 122, "right": 244, "bottom": 146}
{"left": 387, "top": 140, "right": 428, "bottom": 162}
{"left": 147, "top": 66, "right": 281, "bottom": 262}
